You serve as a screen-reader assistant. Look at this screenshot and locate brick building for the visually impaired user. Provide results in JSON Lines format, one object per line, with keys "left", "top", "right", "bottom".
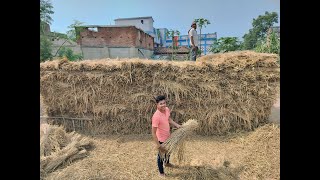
{"left": 76, "top": 25, "right": 154, "bottom": 59}
{"left": 114, "top": 16, "right": 161, "bottom": 47}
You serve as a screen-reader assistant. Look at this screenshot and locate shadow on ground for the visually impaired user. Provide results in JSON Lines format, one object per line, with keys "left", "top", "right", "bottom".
{"left": 167, "top": 164, "right": 245, "bottom": 180}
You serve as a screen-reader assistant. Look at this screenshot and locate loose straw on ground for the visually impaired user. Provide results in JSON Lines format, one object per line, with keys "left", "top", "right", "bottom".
{"left": 40, "top": 124, "right": 94, "bottom": 179}
{"left": 160, "top": 119, "right": 199, "bottom": 163}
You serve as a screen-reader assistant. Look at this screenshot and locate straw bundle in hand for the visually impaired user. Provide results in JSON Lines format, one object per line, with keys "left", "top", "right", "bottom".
{"left": 160, "top": 119, "right": 198, "bottom": 163}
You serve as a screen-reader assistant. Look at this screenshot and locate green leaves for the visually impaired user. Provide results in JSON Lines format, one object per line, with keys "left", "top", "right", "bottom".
{"left": 165, "top": 29, "right": 181, "bottom": 60}
{"left": 67, "top": 20, "right": 85, "bottom": 41}
{"left": 255, "top": 31, "right": 280, "bottom": 55}
{"left": 210, "top": 37, "right": 241, "bottom": 53}
{"left": 40, "top": 36, "right": 53, "bottom": 62}
{"left": 242, "top": 11, "right": 278, "bottom": 50}
{"left": 57, "top": 47, "right": 83, "bottom": 61}
{"left": 40, "top": 0, "right": 54, "bottom": 34}
{"left": 40, "top": 2, "right": 84, "bottom": 62}
{"left": 194, "top": 18, "right": 211, "bottom": 55}
{"left": 166, "top": 29, "right": 180, "bottom": 38}
{"left": 194, "top": 18, "right": 211, "bottom": 29}
{"left": 40, "top": 0, "right": 54, "bottom": 25}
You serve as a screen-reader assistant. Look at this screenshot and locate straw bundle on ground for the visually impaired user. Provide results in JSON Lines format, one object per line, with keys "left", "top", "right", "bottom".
{"left": 177, "top": 165, "right": 242, "bottom": 180}
{"left": 40, "top": 124, "right": 94, "bottom": 179}
{"left": 160, "top": 119, "right": 198, "bottom": 163}
{"left": 40, "top": 51, "right": 279, "bottom": 135}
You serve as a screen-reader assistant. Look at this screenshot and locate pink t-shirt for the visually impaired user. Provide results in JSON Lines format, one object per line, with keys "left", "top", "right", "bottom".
{"left": 152, "top": 107, "right": 171, "bottom": 142}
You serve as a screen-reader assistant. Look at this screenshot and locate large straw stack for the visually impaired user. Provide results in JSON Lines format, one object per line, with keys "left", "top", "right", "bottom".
{"left": 40, "top": 51, "right": 279, "bottom": 135}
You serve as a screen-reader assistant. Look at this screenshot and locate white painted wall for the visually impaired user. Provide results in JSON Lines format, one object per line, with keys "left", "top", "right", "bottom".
{"left": 115, "top": 18, "right": 154, "bottom": 35}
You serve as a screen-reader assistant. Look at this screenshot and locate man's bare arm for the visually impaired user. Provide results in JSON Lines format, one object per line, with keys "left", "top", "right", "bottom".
{"left": 152, "top": 127, "right": 161, "bottom": 148}
{"left": 169, "top": 118, "right": 182, "bottom": 128}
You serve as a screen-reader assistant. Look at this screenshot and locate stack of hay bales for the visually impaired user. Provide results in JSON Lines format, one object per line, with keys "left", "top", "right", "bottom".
{"left": 40, "top": 51, "right": 279, "bottom": 135}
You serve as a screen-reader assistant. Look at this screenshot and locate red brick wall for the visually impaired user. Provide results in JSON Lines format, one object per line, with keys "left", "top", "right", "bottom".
{"left": 79, "top": 26, "right": 154, "bottom": 50}
{"left": 135, "top": 30, "right": 154, "bottom": 50}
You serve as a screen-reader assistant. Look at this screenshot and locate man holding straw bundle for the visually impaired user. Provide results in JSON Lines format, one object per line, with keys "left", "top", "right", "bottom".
{"left": 151, "top": 95, "right": 181, "bottom": 177}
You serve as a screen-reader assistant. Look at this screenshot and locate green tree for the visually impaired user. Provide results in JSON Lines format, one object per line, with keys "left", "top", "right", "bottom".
{"left": 242, "top": 11, "right": 278, "bottom": 50}
{"left": 40, "top": 35, "right": 53, "bottom": 62}
{"left": 67, "top": 20, "right": 85, "bottom": 41}
{"left": 40, "top": 1, "right": 83, "bottom": 62}
{"left": 40, "top": 0, "right": 54, "bottom": 34}
{"left": 57, "top": 47, "right": 83, "bottom": 61}
{"left": 210, "top": 37, "right": 241, "bottom": 53}
{"left": 53, "top": 20, "right": 85, "bottom": 61}
{"left": 166, "top": 29, "right": 180, "bottom": 60}
{"left": 255, "top": 30, "right": 280, "bottom": 55}
{"left": 194, "top": 18, "right": 211, "bottom": 55}
{"left": 40, "top": 0, "right": 54, "bottom": 62}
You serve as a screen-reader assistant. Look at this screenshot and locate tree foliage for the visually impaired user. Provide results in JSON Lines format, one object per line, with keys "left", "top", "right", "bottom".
{"left": 40, "top": 0, "right": 54, "bottom": 62}
{"left": 40, "top": 0, "right": 53, "bottom": 24}
{"left": 255, "top": 30, "right": 280, "bottom": 55}
{"left": 67, "top": 20, "right": 85, "bottom": 41}
{"left": 57, "top": 47, "right": 83, "bottom": 61}
{"left": 194, "top": 18, "right": 211, "bottom": 54}
{"left": 40, "top": 1, "right": 84, "bottom": 62}
{"left": 40, "top": 0, "right": 54, "bottom": 34}
{"left": 40, "top": 35, "right": 53, "bottom": 62}
{"left": 166, "top": 29, "right": 180, "bottom": 60}
{"left": 210, "top": 37, "right": 241, "bottom": 53}
{"left": 242, "top": 11, "right": 278, "bottom": 50}
{"left": 166, "top": 29, "right": 180, "bottom": 48}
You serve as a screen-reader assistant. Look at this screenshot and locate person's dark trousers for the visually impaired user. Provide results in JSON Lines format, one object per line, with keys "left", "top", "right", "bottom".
{"left": 190, "top": 46, "right": 198, "bottom": 61}
{"left": 157, "top": 141, "right": 170, "bottom": 174}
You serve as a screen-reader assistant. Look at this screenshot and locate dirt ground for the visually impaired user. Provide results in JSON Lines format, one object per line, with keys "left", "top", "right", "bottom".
{"left": 40, "top": 96, "right": 280, "bottom": 180}
{"left": 43, "top": 123, "right": 279, "bottom": 180}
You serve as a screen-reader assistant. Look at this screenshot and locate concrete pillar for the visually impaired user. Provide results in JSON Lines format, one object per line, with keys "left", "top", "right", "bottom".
{"left": 129, "top": 47, "right": 137, "bottom": 58}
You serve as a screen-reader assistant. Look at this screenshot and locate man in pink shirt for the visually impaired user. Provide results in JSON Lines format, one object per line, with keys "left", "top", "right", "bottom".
{"left": 152, "top": 95, "right": 181, "bottom": 177}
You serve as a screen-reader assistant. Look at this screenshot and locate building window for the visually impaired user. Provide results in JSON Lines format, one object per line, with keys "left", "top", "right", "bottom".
{"left": 88, "top": 27, "right": 98, "bottom": 32}
{"left": 141, "top": 20, "right": 144, "bottom": 24}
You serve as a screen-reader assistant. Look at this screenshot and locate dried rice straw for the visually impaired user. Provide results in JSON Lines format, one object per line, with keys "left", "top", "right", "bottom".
{"left": 160, "top": 119, "right": 198, "bottom": 163}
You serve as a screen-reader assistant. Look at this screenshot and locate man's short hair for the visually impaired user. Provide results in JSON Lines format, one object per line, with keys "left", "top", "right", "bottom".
{"left": 155, "top": 95, "right": 166, "bottom": 103}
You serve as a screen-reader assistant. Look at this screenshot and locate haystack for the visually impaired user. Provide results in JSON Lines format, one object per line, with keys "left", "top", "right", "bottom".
{"left": 40, "top": 51, "right": 279, "bottom": 135}
{"left": 40, "top": 124, "right": 93, "bottom": 179}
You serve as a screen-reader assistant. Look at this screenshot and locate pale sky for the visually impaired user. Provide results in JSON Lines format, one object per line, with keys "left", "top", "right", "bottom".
{"left": 50, "top": 0, "right": 280, "bottom": 39}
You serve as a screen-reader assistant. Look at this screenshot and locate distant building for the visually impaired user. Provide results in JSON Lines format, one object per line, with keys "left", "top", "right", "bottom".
{"left": 114, "top": 16, "right": 161, "bottom": 47}
{"left": 76, "top": 25, "right": 154, "bottom": 59}
{"left": 156, "top": 28, "right": 217, "bottom": 55}
{"left": 114, "top": 16, "right": 217, "bottom": 55}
